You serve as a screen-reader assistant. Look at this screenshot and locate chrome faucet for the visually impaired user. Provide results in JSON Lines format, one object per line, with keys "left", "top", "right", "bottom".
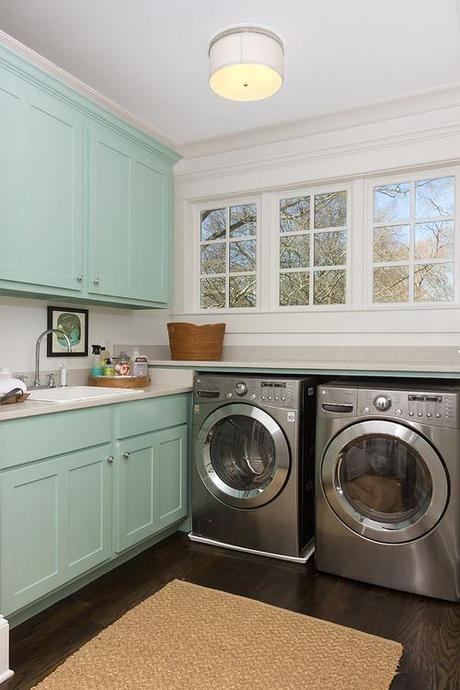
{"left": 34, "top": 329, "right": 72, "bottom": 388}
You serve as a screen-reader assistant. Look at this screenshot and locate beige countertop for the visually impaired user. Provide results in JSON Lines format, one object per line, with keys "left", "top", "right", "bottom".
{"left": 148, "top": 359, "right": 460, "bottom": 375}
{"left": 0, "top": 383, "right": 193, "bottom": 422}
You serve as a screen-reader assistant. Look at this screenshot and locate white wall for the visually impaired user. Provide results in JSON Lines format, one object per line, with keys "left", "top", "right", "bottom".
{"left": 172, "top": 83, "right": 460, "bottom": 348}
{"left": 0, "top": 296, "right": 170, "bottom": 375}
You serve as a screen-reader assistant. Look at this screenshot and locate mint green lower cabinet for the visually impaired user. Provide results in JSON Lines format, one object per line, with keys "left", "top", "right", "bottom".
{"left": 115, "top": 424, "right": 187, "bottom": 553}
{"left": 0, "top": 458, "right": 61, "bottom": 614}
{"left": 0, "top": 445, "right": 112, "bottom": 615}
{"left": 0, "top": 394, "right": 190, "bottom": 619}
{"left": 157, "top": 425, "right": 188, "bottom": 531}
{"left": 115, "top": 434, "right": 156, "bottom": 552}
{"left": 65, "top": 449, "right": 113, "bottom": 580}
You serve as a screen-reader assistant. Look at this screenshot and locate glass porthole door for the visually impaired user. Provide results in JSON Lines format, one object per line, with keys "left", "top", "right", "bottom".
{"left": 321, "top": 420, "right": 448, "bottom": 543}
{"left": 195, "top": 404, "right": 290, "bottom": 509}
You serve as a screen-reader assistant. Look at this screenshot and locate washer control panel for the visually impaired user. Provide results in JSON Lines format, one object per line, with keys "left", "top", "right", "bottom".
{"left": 194, "top": 376, "right": 301, "bottom": 408}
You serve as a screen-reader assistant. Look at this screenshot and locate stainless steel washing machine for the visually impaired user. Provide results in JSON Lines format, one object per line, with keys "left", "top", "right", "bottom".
{"left": 190, "top": 373, "right": 317, "bottom": 563}
{"left": 315, "top": 380, "right": 460, "bottom": 601}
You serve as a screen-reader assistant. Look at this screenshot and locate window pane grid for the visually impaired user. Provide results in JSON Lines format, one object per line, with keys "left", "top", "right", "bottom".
{"left": 279, "top": 190, "right": 348, "bottom": 307}
{"left": 200, "top": 203, "right": 257, "bottom": 309}
{"left": 372, "top": 176, "right": 455, "bottom": 304}
{"left": 280, "top": 265, "right": 346, "bottom": 273}
{"left": 373, "top": 215, "right": 454, "bottom": 229}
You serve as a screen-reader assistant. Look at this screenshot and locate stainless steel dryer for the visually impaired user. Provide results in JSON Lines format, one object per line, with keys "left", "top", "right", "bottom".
{"left": 315, "top": 380, "right": 460, "bottom": 601}
{"left": 190, "top": 373, "right": 317, "bottom": 562}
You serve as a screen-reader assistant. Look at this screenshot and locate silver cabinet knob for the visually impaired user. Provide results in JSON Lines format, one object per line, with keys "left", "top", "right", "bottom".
{"left": 76, "top": 274, "right": 83, "bottom": 282}
{"left": 122, "top": 451, "right": 130, "bottom": 460}
{"left": 106, "top": 456, "right": 114, "bottom": 464}
{"left": 93, "top": 277, "right": 100, "bottom": 286}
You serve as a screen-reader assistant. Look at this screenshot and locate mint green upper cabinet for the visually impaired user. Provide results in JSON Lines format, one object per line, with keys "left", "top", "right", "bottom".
{"left": 88, "top": 126, "right": 170, "bottom": 303}
{"left": 88, "top": 126, "right": 132, "bottom": 299}
{"left": 0, "top": 69, "right": 21, "bottom": 279}
{"left": 0, "top": 67, "right": 84, "bottom": 292}
{"left": 0, "top": 45, "right": 179, "bottom": 307}
{"left": 131, "top": 150, "right": 170, "bottom": 303}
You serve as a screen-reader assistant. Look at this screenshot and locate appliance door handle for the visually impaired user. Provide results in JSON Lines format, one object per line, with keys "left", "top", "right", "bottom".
{"left": 322, "top": 403, "right": 354, "bottom": 413}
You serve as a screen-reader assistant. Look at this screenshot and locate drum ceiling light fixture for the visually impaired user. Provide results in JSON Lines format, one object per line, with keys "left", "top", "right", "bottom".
{"left": 209, "top": 26, "right": 284, "bottom": 101}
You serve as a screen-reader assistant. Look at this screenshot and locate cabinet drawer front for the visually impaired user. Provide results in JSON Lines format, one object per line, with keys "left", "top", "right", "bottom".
{"left": 115, "top": 394, "right": 189, "bottom": 438}
{"left": 1, "top": 407, "right": 112, "bottom": 468}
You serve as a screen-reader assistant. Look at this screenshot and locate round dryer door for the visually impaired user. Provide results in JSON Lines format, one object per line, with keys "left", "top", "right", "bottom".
{"left": 196, "top": 403, "right": 290, "bottom": 509}
{"left": 322, "top": 419, "right": 449, "bottom": 543}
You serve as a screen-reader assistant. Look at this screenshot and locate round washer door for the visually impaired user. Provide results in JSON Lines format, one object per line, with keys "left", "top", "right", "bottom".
{"left": 321, "top": 419, "right": 449, "bottom": 543}
{"left": 195, "top": 403, "right": 290, "bottom": 509}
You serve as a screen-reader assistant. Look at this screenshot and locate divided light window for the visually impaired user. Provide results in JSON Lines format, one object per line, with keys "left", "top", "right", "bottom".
{"left": 200, "top": 203, "right": 257, "bottom": 309}
{"left": 372, "top": 175, "right": 455, "bottom": 303}
{"left": 278, "top": 190, "right": 348, "bottom": 307}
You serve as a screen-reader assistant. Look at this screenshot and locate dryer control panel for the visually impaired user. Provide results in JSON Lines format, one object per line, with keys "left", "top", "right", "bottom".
{"left": 358, "top": 389, "right": 457, "bottom": 427}
{"left": 319, "top": 385, "right": 459, "bottom": 428}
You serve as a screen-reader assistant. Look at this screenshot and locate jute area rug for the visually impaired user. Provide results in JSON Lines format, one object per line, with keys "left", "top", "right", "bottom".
{"left": 34, "top": 579, "right": 402, "bottom": 690}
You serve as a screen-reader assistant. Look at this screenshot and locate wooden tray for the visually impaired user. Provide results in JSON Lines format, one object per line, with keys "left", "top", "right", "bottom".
{"left": 88, "top": 376, "right": 150, "bottom": 389}
{"left": 0, "top": 392, "right": 30, "bottom": 405}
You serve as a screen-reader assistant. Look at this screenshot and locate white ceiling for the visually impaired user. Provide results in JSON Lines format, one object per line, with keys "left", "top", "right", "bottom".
{"left": 0, "top": 0, "right": 459, "bottom": 147}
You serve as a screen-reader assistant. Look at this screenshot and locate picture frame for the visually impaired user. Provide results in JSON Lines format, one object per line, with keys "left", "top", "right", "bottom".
{"left": 47, "top": 306, "right": 89, "bottom": 357}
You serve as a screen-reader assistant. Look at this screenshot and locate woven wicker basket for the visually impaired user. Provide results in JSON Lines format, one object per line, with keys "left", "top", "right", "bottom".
{"left": 167, "top": 322, "right": 226, "bottom": 361}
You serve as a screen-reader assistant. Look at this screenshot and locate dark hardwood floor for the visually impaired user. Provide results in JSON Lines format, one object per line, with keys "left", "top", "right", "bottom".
{"left": 4, "top": 532, "right": 460, "bottom": 690}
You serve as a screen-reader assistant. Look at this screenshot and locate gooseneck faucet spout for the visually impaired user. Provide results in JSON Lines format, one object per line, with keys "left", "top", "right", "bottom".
{"left": 34, "top": 329, "right": 72, "bottom": 388}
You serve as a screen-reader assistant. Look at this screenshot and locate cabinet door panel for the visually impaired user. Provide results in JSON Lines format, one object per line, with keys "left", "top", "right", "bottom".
{"left": 66, "top": 450, "right": 112, "bottom": 579}
{"left": 0, "top": 461, "right": 61, "bottom": 614}
{"left": 115, "top": 424, "right": 188, "bottom": 553}
{"left": 21, "top": 92, "right": 84, "bottom": 289}
{"left": 131, "top": 154, "right": 169, "bottom": 302}
{"left": 157, "top": 425, "right": 188, "bottom": 529}
{"left": 0, "top": 72, "right": 21, "bottom": 275}
{"left": 88, "top": 126, "right": 172, "bottom": 304}
{"left": 0, "top": 445, "right": 112, "bottom": 616}
{"left": 115, "top": 436, "right": 156, "bottom": 552}
{"left": 88, "top": 128, "right": 132, "bottom": 298}
{"left": 0, "top": 68, "right": 84, "bottom": 290}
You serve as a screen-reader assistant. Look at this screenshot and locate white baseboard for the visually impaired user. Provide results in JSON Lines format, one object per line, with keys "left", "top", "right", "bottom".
{"left": 0, "top": 617, "right": 13, "bottom": 683}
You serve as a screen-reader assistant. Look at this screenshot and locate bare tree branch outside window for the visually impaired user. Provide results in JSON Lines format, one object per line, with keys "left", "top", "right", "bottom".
{"left": 279, "top": 190, "right": 348, "bottom": 306}
{"left": 372, "top": 176, "right": 455, "bottom": 303}
{"left": 200, "top": 204, "right": 257, "bottom": 309}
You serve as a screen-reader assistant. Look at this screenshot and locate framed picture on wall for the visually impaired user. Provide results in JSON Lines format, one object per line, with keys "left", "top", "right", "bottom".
{"left": 47, "top": 306, "right": 89, "bottom": 357}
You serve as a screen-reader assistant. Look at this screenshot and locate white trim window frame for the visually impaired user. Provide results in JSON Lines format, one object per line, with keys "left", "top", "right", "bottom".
{"left": 270, "top": 183, "right": 352, "bottom": 311}
{"left": 365, "top": 167, "right": 459, "bottom": 309}
{"left": 195, "top": 196, "right": 261, "bottom": 313}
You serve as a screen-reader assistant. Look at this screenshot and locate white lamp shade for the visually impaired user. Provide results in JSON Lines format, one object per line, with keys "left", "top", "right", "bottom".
{"left": 209, "top": 27, "right": 284, "bottom": 101}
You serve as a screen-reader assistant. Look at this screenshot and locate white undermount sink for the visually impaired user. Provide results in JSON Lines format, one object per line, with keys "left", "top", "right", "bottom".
{"left": 28, "top": 386, "right": 143, "bottom": 403}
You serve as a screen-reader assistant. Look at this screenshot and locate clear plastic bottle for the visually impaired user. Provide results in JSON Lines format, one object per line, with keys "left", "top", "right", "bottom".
{"left": 91, "top": 345, "right": 104, "bottom": 377}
